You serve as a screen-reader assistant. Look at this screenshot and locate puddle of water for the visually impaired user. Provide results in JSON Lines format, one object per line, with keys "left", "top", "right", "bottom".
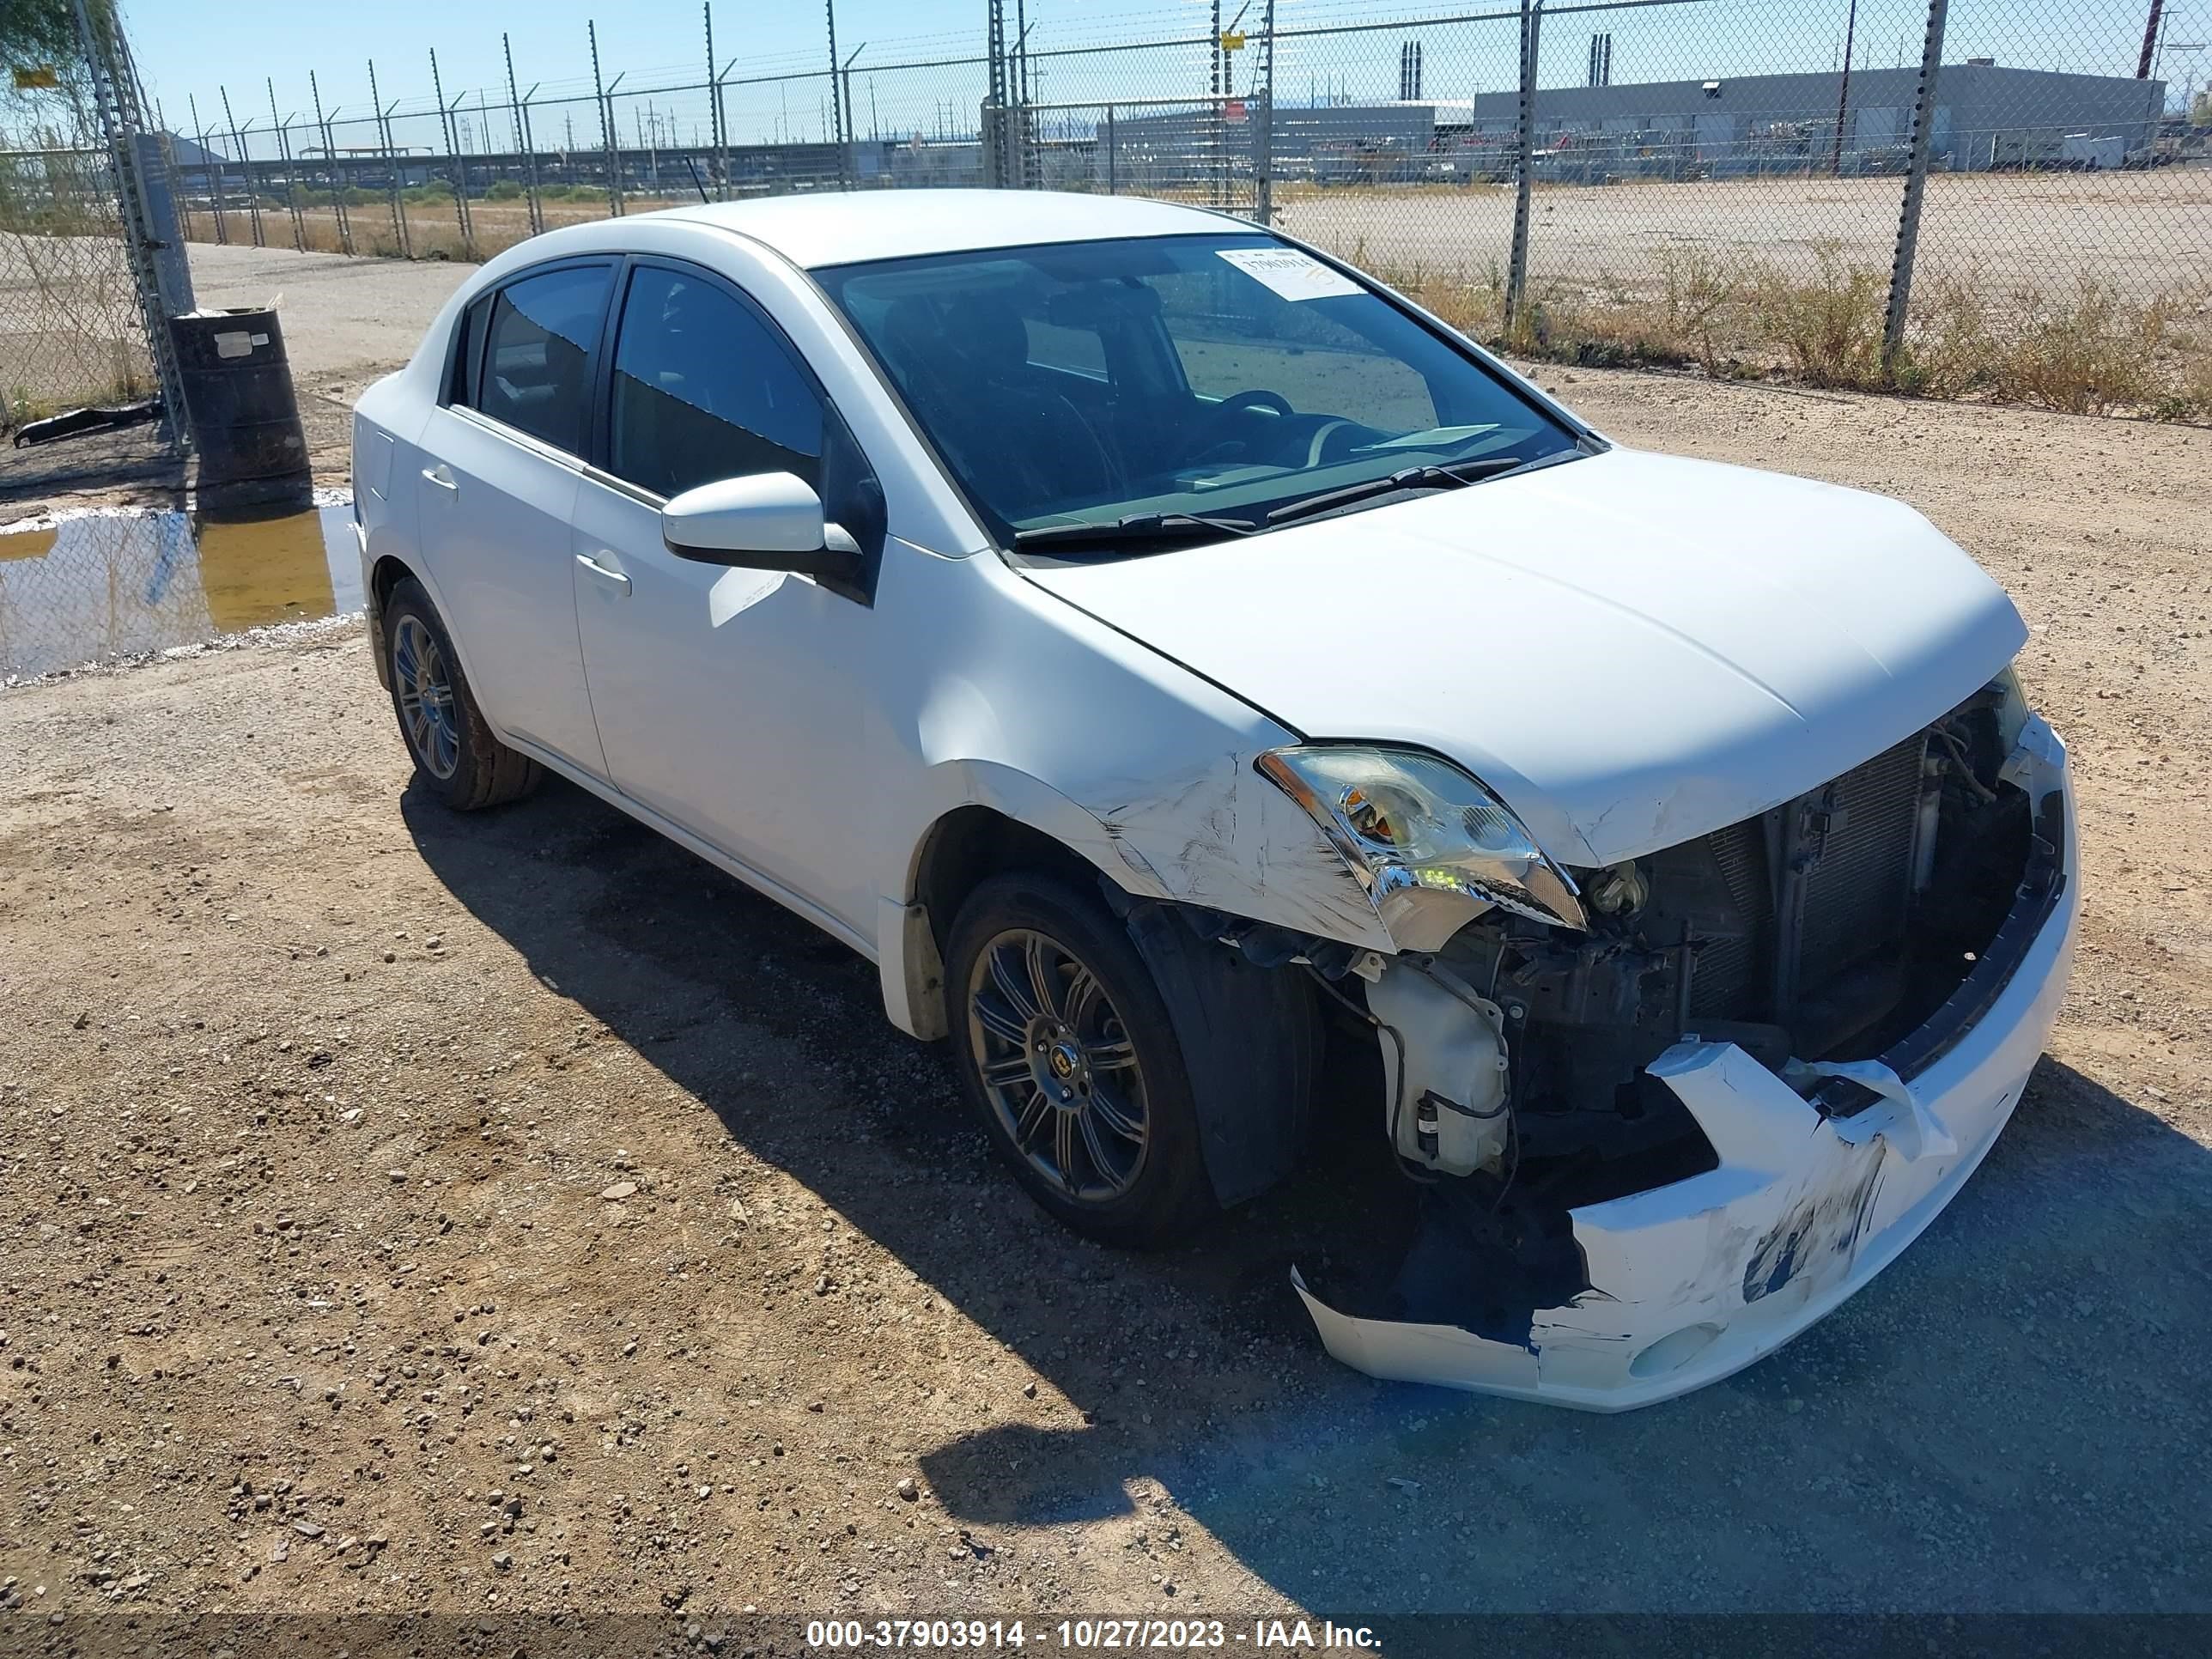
{"left": 0, "top": 500, "right": 360, "bottom": 680}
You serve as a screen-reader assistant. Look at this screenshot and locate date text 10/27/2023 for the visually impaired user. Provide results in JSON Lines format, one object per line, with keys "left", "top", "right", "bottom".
{"left": 804, "top": 1620, "right": 1382, "bottom": 1650}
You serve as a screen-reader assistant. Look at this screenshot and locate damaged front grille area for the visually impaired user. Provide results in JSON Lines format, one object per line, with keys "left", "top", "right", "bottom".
{"left": 1283, "top": 678, "right": 2061, "bottom": 1357}
{"left": 1418, "top": 680, "right": 2038, "bottom": 1201}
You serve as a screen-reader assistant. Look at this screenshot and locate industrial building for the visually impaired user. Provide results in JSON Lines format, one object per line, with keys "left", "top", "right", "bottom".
{"left": 1104, "top": 61, "right": 2171, "bottom": 185}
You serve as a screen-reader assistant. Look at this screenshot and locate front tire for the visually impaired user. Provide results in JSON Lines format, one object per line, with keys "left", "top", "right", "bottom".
{"left": 382, "top": 577, "right": 541, "bottom": 811}
{"left": 945, "top": 872, "right": 1215, "bottom": 1247}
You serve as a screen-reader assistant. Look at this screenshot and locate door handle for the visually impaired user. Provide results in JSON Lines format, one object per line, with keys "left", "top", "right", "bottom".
{"left": 575, "top": 551, "right": 631, "bottom": 594}
{"left": 421, "top": 464, "right": 458, "bottom": 492}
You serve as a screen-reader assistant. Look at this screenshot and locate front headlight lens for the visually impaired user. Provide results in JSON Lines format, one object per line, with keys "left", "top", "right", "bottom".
{"left": 1256, "top": 745, "right": 1586, "bottom": 934}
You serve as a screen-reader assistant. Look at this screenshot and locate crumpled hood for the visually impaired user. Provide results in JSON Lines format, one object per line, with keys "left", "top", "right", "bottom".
{"left": 1021, "top": 447, "right": 2027, "bottom": 866}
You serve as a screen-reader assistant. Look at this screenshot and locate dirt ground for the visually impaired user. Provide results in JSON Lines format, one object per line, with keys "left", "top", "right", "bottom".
{"left": 3, "top": 335, "right": 2211, "bottom": 1635}
{"left": 1279, "top": 167, "right": 2212, "bottom": 303}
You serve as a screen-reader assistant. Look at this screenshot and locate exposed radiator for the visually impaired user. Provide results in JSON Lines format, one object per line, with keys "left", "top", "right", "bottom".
{"left": 1680, "top": 731, "right": 1929, "bottom": 1030}
{"left": 1796, "top": 732, "right": 1928, "bottom": 994}
{"left": 1687, "top": 818, "right": 1773, "bottom": 1019}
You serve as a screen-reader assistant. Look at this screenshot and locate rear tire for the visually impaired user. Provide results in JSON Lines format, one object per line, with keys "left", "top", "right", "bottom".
{"left": 382, "top": 577, "right": 541, "bottom": 811}
{"left": 945, "top": 872, "right": 1216, "bottom": 1248}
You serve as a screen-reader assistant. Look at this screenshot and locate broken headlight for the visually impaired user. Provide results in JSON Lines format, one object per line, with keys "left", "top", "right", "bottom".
{"left": 1256, "top": 745, "right": 1587, "bottom": 946}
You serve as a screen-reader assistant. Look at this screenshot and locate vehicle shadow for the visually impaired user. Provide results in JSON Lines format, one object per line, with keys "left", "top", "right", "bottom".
{"left": 405, "top": 775, "right": 2212, "bottom": 1614}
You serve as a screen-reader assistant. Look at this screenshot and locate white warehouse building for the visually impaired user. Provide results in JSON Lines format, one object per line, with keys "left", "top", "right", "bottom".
{"left": 1102, "top": 62, "right": 2167, "bottom": 184}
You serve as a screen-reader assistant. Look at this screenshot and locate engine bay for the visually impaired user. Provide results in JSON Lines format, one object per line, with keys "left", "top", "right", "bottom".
{"left": 1294, "top": 675, "right": 2065, "bottom": 1346}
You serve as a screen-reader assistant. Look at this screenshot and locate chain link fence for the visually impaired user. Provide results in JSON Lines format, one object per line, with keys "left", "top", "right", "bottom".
{"left": 2, "top": 82, "right": 152, "bottom": 430}
{"left": 158, "top": 0, "right": 2211, "bottom": 416}
{"left": 3, "top": 2, "right": 189, "bottom": 495}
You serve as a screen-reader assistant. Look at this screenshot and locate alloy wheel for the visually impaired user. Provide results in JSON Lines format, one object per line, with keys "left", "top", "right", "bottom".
{"left": 392, "top": 613, "right": 460, "bottom": 781}
{"left": 966, "top": 927, "right": 1151, "bottom": 1202}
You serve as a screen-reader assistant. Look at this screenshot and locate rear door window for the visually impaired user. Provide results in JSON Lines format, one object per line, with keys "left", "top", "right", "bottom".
{"left": 469, "top": 264, "right": 614, "bottom": 456}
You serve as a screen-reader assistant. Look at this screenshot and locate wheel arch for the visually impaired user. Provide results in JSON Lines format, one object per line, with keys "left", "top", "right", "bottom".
{"left": 880, "top": 796, "right": 1130, "bottom": 1043}
{"left": 364, "top": 553, "right": 495, "bottom": 724}
{"left": 889, "top": 797, "right": 1325, "bottom": 1212}
{"left": 365, "top": 553, "right": 414, "bottom": 690}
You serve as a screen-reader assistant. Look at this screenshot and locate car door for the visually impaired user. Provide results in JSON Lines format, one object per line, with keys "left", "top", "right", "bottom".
{"left": 415, "top": 259, "right": 616, "bottom": 775}
{"left": 570, "top": 258, "right": 882, "bottom": 938}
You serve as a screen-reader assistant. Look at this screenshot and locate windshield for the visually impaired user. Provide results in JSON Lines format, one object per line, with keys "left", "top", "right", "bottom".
{"left": 814, "top": 233, "right": 1582, "bottom": 546}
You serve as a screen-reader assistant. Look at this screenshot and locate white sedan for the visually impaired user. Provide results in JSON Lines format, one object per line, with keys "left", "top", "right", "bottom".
{"left": 352, "top": 190, "right": 2076, "bottom": 1409}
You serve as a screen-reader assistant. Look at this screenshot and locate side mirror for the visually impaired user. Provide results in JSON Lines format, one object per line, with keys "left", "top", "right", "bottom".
{"left": 660, "top": 472, "right": 863, "bottom": 587}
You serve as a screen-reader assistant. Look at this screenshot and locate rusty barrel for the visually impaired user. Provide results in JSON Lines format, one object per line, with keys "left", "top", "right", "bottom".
{"left": 168, "top": 307, "right": 310, "bottom": 500}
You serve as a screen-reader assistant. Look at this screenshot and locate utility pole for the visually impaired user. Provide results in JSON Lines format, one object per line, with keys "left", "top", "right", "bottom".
{"left": 1832, "top": 0, "right": 1860, "bottom": 175}
{"left": 2140, "top": 0, "right": 2166, "bottom": 79}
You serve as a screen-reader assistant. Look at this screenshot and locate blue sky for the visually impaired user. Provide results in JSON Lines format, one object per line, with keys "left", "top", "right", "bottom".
{"left": 126, "top": 0, "right": 2205, "bottom": 153}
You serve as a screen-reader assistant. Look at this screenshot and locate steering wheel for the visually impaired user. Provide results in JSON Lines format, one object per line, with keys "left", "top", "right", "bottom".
{"left": 1208, "top": 388, "right": 1295, "bottom": 422}
{"left": 1187, "top": 388, "right": 1299, "bottom": 465}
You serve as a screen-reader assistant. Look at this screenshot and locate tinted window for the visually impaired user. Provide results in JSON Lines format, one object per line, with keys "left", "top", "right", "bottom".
{"left": 1151, "top": 266, "right": 1437, "bottom": 432}
{"left": 818, "top": 234, "right": 1574, "bottom": 538}
{"left": 471, "top": 264, "right": 611, "bottom": 454}
{"left": 608, "top": 266, "right": 824, "bottom": 500}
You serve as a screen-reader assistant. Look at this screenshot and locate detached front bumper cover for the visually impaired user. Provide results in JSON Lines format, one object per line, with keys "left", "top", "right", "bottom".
{"left": 1297, "top": 717, "right": 2077, "bottom": 1412}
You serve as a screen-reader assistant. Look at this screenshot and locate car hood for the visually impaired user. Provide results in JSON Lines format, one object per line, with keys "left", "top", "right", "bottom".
{"left": 1019, "top": 447, "right": 2028, "bottom": 867}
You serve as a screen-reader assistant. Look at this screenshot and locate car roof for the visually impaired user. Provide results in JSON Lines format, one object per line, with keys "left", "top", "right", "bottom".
{"left": 658, "top": 189, "right": 1251, "bottom": 269}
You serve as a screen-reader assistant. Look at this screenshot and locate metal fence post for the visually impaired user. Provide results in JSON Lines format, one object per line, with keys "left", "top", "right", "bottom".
{"left": 705, "top": 4, "right": 728, "bottom": 200}
{"left": 592, "top": 25, "right": 623, "bottom": 216}
{"left": 190, "top": 96, "right": 227, "bottom": 244}
{"left": 368, "top": 62, "right": 406, "bottom": 256}
{"left": 155, "top": 116, "right": 198, "bottom": 247}
{"left": 713, "top": 62, "right": 734, "bottom": 200}
{"left": 825, "top": 0, "right": 849, "bottom": 189}
{"left": 69, "top": 0, "right": 191, "bottom": 452}
{"left": 521, "top": 90, "right": 546, "bottom": 233}
{"left": 1253, "top": 0, "right": 1276, "bottom": 224}
{"left": 1882, "top": 0, "right": 1949, "bottom": 375}
{"left": 312, "top": 75, "right": 354, "bottom": 257}
{"left": 431, "top": 51, "right": 475, "bottom": 258}
{"left": 1506, "top": 0, "right": 1542, "bottom": 332}
{"left": 842, "top": 48, "right": 865, "bottom": 189}
{"left": 502, "top": 38, "right": 543, "bottom": 236}
{"left": 984, "top": 0, "right": 1009, "bottom": 186}
{"left": 269, "top": 81, "right": 306, "bottom": 251}
{"left": 132, "top": 131, "right": 195, "bottom": 315}
{"left": 1106, "top": 104, "right": 1116, "bottom": 195}
{"left": 220, "top": 88, "right": 264, "bottom": 247}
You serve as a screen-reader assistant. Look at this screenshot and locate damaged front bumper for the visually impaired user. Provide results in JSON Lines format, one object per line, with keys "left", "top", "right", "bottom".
{"left": 1297, "top": 717, "right": 2078, "bottom": 1412}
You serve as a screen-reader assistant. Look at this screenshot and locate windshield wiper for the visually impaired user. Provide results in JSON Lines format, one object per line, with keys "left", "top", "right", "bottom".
{"left": 1264, "top": 448, "right": 1577, "bottom": 527}
{"left": 1012, "top": 511, "right": 1259, "bottom": 550}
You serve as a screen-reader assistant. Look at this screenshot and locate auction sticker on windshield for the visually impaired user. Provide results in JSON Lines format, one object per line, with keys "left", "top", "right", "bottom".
{"left": 1217, "top": 246, "right": 1361, "bottom": 301}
